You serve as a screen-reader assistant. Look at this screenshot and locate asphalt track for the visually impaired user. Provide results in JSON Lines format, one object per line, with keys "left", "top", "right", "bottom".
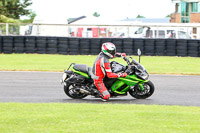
{"left": 0, "top": 71, "right": 200, "bottom": 106}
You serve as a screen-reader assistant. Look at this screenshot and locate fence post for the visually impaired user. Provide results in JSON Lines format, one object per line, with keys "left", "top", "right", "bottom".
{"left": 106, "top": 27, "right": 108, "bottom": 37}
{"left": 6, "top": 23, "right": 9, "bottom": 35}
{"left": 197, "top": 27, "right": 200, "bottom": 39}
{"left": 36, "top": 24, "right": 40, "bottom": 35}
{"left": 127, "top": 26, "right": 130, "bottom": 37}
{"left": 67, "top": 26, "right": 70, "bottom": 37}
{"left": 98, "top": 26, "right": 100, "bottom": 37}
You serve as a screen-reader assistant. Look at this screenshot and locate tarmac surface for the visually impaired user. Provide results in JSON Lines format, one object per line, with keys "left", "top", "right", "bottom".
{"left": 0, "top": 71, "right": 200, "bottom": 106}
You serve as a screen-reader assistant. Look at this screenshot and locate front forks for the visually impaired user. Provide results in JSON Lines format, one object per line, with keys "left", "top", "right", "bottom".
{"left": 130, "top": 81, "right": 148, "bottom": 92}
{"left": 139, "top": 83, "right": 144, "bottom": 91}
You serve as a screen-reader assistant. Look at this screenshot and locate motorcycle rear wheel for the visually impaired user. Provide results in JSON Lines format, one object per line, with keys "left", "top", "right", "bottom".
{"left": 129, "top": 81, "right": 154, "bottom": 99}
{"left": 64, "top": 82, "right": 88, "bottom": 99}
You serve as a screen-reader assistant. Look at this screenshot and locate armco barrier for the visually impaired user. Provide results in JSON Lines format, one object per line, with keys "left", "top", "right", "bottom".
{"left": 0, "top": 36, "right": 199, "bottom": 57}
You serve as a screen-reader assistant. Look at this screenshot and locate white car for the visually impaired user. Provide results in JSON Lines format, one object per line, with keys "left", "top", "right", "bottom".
{"left": 132, "top": 26, "right": 193, "bottom": 39}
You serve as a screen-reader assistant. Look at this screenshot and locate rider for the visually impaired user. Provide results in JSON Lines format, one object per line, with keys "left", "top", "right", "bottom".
{"left": 92, "top": 42, "right": 127, "bottom": 101}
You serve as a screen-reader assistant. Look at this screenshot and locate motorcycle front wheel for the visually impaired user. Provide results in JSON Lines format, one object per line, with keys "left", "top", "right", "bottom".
{"left": 64, "top": 82, "right": 88, "bottom": 99}
{"left": 129, "top": 81, "right": 155, "bottom": 99}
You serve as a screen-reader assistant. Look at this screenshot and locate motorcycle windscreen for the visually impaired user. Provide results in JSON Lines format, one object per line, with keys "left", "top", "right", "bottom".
{"left": 110, "top": 61, "right": 125, "bottom": 73}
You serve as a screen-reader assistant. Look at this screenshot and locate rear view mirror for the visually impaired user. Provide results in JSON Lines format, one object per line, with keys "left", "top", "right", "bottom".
{"left": 137, "top": 49, "right": 141, "bottom": 63}
{"left": 137, "top": 49, "right": 141, "bottom": 56}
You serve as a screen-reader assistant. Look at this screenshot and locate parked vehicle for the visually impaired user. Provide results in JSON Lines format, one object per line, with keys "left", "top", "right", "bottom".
{"left": 132, "top": 26, "right": 193, "bottom": 39}
{"left": 61, "top": 50, "right": 155, "bottom": 100}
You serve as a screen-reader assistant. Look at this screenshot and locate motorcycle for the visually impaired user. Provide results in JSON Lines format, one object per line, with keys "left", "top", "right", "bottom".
{"left": 61, "top": 50, "right": 155, "bottom": 100}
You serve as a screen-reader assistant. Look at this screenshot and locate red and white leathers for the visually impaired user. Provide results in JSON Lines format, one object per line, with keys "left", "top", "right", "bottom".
{"left": 92, "top": 52, "right": 127, "bottom": 100}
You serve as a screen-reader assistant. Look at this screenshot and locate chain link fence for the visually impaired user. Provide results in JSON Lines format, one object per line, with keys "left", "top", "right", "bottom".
{"left": 1, "top": 23, "right": 200, "bottom": 39}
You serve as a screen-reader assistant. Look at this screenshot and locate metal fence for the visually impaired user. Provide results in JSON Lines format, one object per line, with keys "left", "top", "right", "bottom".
{"left": 1, "top": 23, "right": 200, "bottom": 39}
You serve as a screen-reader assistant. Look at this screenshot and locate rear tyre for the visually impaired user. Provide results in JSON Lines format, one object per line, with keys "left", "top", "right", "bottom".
{"left": 129, "top": 81, "right": 154, "bottom": 99}
{"left": 64, "top": 82, "right": 88, "bottom": 99}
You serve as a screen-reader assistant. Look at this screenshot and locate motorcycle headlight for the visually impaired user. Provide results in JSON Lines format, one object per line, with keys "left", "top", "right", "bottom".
{"left": 136, "top": 71, "right": 149, "bottom": 80}
{"left": 140, "top": 73, "right": 149, "bottom": 80}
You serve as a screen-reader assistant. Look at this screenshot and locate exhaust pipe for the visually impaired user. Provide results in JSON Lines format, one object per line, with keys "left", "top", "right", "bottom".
{"left": 75, "top": 87, "right": 91, "bottom": 95}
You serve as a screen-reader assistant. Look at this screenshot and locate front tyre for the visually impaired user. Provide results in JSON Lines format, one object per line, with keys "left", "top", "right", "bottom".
{"left": 64, "top": 82, "right": 88, "bottom": 99}
{"left": 129, "top": 81, "right": 154, "bottom": 99}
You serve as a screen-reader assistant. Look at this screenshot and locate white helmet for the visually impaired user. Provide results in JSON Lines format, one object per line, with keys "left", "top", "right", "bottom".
{"left": 101, "top": 42, "right": 116, "bottom": 58}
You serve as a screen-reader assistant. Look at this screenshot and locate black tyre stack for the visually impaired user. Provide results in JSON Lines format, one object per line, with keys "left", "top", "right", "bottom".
{"left": 112, "top": 38, "right": 123, "bottom": 53}
{"left": 0, "top": 36, "right": 199, "bottom": 57}
{"left": 166, "top": 39, "right": 176, "bottom": 56}
{"left": 187, "top": 39, "right": 199, "bottom": 57}
{"left": 144, "top": 39, "right": 155, "bottom": 56}
{"left": 25, "top": 36, "right": 36, "bottom": 53}
{"left": 101, "top": 38, "right": 112, "bottom": 44}
{"left": 199, "top": 42, "right": 200, "bottom": 57}
{"left": 14, "top": 36, "right": 25, "bottom": 53}
{"left": 47, "top": 37, "right": 57, "bottom": 54}
{"left": 177, "top": 39, "right": 187, "bottom": 56}
{"left": 58, "top": 37, "right": 68, "bottom": 55}
{"left": 0, "top": 36, "right": 2, "bottom": 53}
{"left": 80, "top": 38, "right": 90, "bottom": 55}
{"left": 133, "top": 39, "right": 144, "bottom": 55}
{"left": 3, "top": 36, "right": 13, "bottom": 54}
{"left": 123, "top": 38, "right": 133, "bottom": 55}
{"left": 155, "top": 39, "right": 166, "bottom": 56}
{"left": 90, "top": 38, "right": 101, "bottom": 55}
{"left": 69, "top": 38, "right": 79, "bottom": 55}
{"left": 36, "top": 37, "right": 46, "bottom": 54}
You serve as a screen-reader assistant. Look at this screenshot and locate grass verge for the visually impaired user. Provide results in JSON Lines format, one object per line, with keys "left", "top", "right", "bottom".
{"left": 0, "top": 54, "right": 200, "bottom": 75}
{"left": 0, "top": 103, "right": 200, "bottom": 133}
{"left": 0, "top": 54, "right": 200, "bottom": 132}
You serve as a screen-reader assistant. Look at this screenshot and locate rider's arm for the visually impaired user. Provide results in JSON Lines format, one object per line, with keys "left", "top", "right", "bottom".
{"left": 104, "top": 62, "right": 119, "bottom": 78}
{"left": 115, "top": 52, "right": 126, "bottom": 57}
{"left": 102, "top": 58, "right": 126, "bottom": 78}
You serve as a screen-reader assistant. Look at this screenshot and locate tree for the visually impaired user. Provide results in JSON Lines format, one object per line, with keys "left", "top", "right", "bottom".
{"left": 0, "top": 0, "right": 35, "bottom": 22}
{"left": 136, "top": 14, "right": 145, "bottom": 18}
{"left": 20, "top": 11, "right": 36, "bottom": 23}
{"left": 93, "top": 12, "right": 100, "bottom": 17}
{"left": 0, "top": 15, "right": 19, "bottom": 23}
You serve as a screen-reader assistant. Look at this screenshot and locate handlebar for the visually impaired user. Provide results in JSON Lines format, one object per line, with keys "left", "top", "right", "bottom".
{"left": 122, "top": 56, "right": 140, "bottom": 68}
{"left": 122, "top": 57, "right": 131, "bottom": 65}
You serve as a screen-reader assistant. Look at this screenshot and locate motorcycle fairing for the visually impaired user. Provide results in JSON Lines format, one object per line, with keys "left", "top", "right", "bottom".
{"left": 111, "top": 75, "right": 149, "bottom": 94}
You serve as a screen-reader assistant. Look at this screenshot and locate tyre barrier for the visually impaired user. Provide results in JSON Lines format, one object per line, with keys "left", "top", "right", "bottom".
{"left": 0, "top": 37, "right": 2, "bottom": 53}
{"left": 58, "top": 37, "right": 68, "bottom": 55}
{"left": 90, "top": 38, "right": 101, "bottom": 55}
{"left": 123, "top": 38, "right": 133, "bottom": 55}
{"left": 112, "top": 38, "right": 123, "bottom": 53}
{"left": 3, "top": 36, "right": 14, "bottom": 54}
{"left": 25, "top": 36, "right": 36, "bottom": 53}
{"left": 0, "top": 36, "right": 199, "bottom": 57}
{"left": 166, "top": 39, "right": 176, "bottom": 56}
{"left": 133, "top": 39, "right": 144, "bottom": 55}
{"left": 80, "top": 38, "right": 90, "bottom": 55}
{"left": 155, "top": 39, "right": 165, "bottom": 56}
{"left": 144, "top": 39, "right": 155, "bottom": 56}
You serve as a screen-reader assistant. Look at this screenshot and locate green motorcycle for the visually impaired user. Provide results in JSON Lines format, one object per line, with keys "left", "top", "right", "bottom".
{"left": 61, "top": 53, "right": 155, "bottom": 100}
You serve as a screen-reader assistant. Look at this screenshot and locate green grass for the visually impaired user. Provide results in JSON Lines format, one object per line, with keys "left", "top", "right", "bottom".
{"left": 0, "top": 103, "right": 199, "bottom": 133}
{"left": 0, "top": 54, "right": 200, "bottom": 75}
{"left": 1, "top": 54, "right": 200, "bottom": 133}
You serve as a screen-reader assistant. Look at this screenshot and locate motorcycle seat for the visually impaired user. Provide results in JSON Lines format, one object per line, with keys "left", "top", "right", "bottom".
{"left": 73, "top": 64, "right": 88, "bottom": 74}
{"left": 73, "top": 64, "right": 99, "bottom": 79}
